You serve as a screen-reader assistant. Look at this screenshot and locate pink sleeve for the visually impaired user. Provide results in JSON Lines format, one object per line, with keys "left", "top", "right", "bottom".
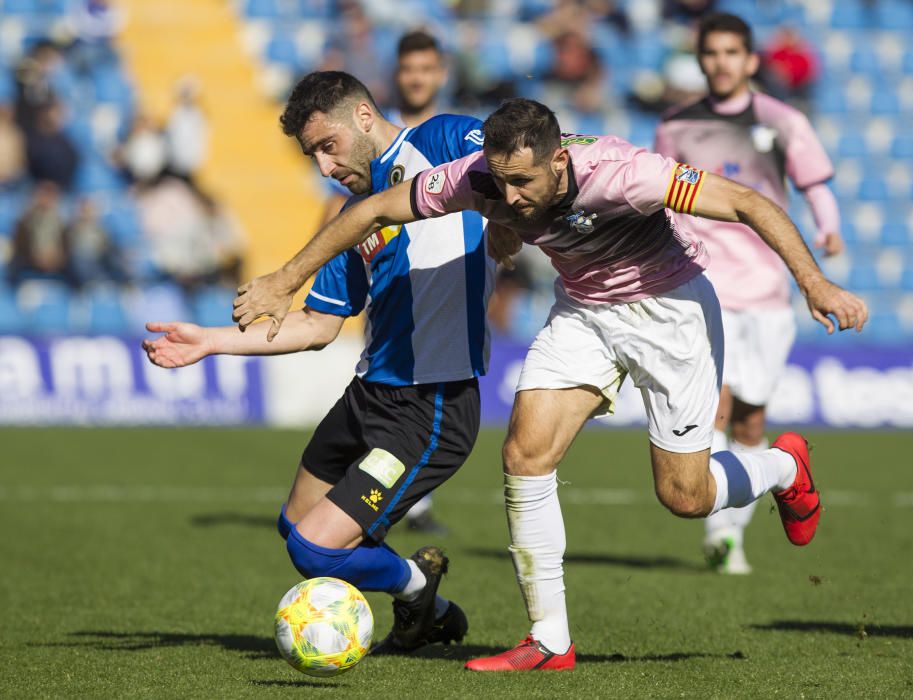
{"left": 784, "top": 112, "right": 834, "bottom": 189}
{"left": 614, "top": 150, "right": 707, "bottom": 217}
{"left": 803, "top": 181, "right": 841, "bottom": 235}
{"left": 653, "top": 122, "right": 678, "bottom": 159}
{"left": 411, "top": 152, "right": 483, "bottom": 219}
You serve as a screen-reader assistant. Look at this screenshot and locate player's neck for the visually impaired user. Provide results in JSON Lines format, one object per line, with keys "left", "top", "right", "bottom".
{"left": 398, "top": 103, "right": 436, "bottom": 127}
{"left": 372, "top": 117, "right": 406, "bottom": 159}
{"left": 708, "top": 85, "right": 752, "bottom": 114}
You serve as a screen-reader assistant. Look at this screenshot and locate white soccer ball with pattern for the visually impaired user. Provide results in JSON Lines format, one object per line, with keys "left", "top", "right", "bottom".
{"left": 274, "top": 577, "right": 374, "bottom": 677}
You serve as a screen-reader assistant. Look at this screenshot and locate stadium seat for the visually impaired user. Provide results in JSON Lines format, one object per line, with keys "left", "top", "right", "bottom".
{"left": 830, "top": 1, "right": 873, "bottom": 29}
{"left": 102, "top": 203, "right": 143, "bottom": 247}
{"left": 890, "top": 135, "right": 913, "bottom": 159}
{"left": 84, "top": 285, "right": 130, "bottom": 335}
{"left": 870, "top": 91, "right": 900, "bottom": 116}
{"left": 124, "top": 283, "right": 190, "bottom": 335}
{"left": 850, "top": 47, "right": 879, "bottom": 74}
{"left": 264, "top": 30, "right": 300, "bottom": 70}
{"left": 857, "top": 177, "right": 889, "bottom": 202}
{"left": 837, "top": 133, "right": 868, "bottom": 158}
{"left": 0, "top": 284, "right": 22, "bottom": 333}
{"left": 876, "top": 0, "right": 913, "bottom": 30}
{"left": 17, "top": 280, "right": 74, "bottom": 335}
{"left": 847, "top": 263, "right": 881, "bottom": 291}
{"left": 0, "top": 0, "right": 38, "bottom": 14}
{"left": 190, "top": 285, "right": 235, "bottom": 327}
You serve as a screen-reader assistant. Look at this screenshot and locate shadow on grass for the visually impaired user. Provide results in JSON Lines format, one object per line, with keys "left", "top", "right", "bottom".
{"left": 250, "top": 679, "right": 342, "bottom": 689}
{"left": 464, "top": 547, "right": 705, "bottom": 572}
{"left": 751, "top": 620, "right": 913, "bottom": 639}
{"left": 387, "top": 644, "right": 746, "bottom": 664}
{"left": 190, "top": 513, "right": 276, "bottom": 529}
{"left": 33, "top": 631, "right": 279, "bottom": 660}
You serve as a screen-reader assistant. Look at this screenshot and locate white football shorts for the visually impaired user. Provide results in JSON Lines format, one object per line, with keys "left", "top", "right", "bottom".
{"left": 517, "top": 274, "right": 724, "bottom": 453}
{"left": 721, "top": 306, "right": 796, "bottom": 407}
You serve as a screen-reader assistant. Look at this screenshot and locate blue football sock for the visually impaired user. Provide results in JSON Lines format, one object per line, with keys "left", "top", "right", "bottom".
{"left": 286, "top": 528, "right": 411, "bottom": 594}
{"left": 277, "top": 504, "right": 294, "bottom": 541}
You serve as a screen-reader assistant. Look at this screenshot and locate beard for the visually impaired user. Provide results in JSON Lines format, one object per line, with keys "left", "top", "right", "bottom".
{"left": 340, "top": 132, "right": 377, "bottom": 194}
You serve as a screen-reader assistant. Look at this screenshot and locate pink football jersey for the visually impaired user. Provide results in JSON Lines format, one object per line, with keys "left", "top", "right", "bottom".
{"left": 655, "top": 92, "right": 835, "bottom": 310}
{"left": 411, "top": 135, "right": 710, "bottom": 304}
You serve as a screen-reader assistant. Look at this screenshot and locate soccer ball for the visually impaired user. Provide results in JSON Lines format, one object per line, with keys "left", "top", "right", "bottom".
{"left": 274, "top": 577, "right": 374, "bottom": 677}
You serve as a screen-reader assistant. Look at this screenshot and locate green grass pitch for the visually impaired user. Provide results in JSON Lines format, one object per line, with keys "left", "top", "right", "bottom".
{"left": 1, "top": 427, "right": 911, "bottom": 697}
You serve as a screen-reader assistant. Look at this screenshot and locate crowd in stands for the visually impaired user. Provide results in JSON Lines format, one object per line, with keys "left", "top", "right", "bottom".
{"left": 1, "top": 0, "right": 910, "bottom": 345}
{"left": 0, "top": 0, "right": 243, "bottom": 336}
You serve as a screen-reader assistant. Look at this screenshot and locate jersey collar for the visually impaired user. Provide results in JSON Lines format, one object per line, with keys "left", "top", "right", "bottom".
{"left": 550, "top": 157, "right": 578, "bottom": 214}
{"left": 370, "top": 127, "right": 412, "bottom": 193}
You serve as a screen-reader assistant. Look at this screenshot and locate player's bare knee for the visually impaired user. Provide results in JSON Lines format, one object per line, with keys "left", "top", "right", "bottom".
{"left": 502, "top": 437, "right": 556, "bottom": 476}
{"left": 655, "top": 482, "right": 712, "bottom": 518}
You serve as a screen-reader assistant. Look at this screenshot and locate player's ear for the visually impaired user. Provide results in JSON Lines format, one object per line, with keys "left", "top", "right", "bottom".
{"left": 747, "top": 52, "right": 760, "bottom": 77}
{"left": 354, "top": 101, "right": 374, "bottom": 134}
{"left": 551, "top": 147, "right": 569, "bottom": 177}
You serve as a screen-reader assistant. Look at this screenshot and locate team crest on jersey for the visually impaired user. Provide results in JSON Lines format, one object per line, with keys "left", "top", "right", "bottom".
{"left": 675, "top": 165, "right": 702, "bottom": 185}
{"left": 389, "top": 164, "right": 405, "bottom": 186}
{"left": 751, "top": 125, "right": 778, "bottom": 153}
{"left": 425, "top": 171, "right": 446, "bottom": 194}
{"left": 566, "top": 210, "right": 598, "bottom": 234}
{"left": 357, "top": 225, "right": 402, "bottom": 262}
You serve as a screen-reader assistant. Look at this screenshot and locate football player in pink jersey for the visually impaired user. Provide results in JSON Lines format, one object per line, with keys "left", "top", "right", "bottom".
{"left": 655, "top": 13, "right": 844, "bottom": 575}
{"left": 232, "top": 98, "right": 866, "bottom": 671}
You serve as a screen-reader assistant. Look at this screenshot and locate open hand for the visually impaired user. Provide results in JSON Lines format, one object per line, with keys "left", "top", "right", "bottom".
{"left": 143, "top": 321, "right": 212, "bottom": 368}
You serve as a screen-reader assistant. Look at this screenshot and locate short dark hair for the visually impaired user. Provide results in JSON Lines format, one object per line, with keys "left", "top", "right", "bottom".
{"left": 279, "top": 71, "right": 378, "bottom": 138}
{"left": 397, "top": 30, "right": 441, "bottom": 58}
{"left": 697, "top": 12, "right": 753, "bottom": 54}
{"left": 482, "top": 98, "right": 561, "bottom": 164}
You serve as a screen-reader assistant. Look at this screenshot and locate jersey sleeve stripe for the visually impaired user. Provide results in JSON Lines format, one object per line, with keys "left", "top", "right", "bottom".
{"left": 682, "top": 170, "right": 705, "bottom": 214}
{"left": 307, "top": 290, "right": 347, "bottom": 306}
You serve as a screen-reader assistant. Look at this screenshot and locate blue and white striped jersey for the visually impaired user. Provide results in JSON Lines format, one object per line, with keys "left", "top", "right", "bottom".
{"left": 305, "top": 114, "right": 494, "bottom": 386}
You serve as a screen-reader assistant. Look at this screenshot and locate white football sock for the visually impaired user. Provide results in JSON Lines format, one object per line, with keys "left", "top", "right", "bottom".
{"left": 708, "top": 448, "right": 796, "bottom": 515}
{"left": 394, "top": 559, "right": 426, "bottom": 601}
{"left": 505, "top": 471, "right": 571, "bottom": 654}
{"left": 406, "top": 494, "right": 433, "bottom": 519}
{"left": 725, "top": 438, "right": 768, "bottom": 530}
{"left": 704, "top": 430, "right": 734, "bottom": 537}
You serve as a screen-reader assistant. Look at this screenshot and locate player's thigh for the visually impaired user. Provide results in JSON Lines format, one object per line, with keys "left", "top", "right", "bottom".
{"left": 294, "top": 496, "right": 364, "bottom": 549}
{"left": 286, "top": 463, "right": 334, "bottom": 522}
{"left": 504, "top": 387, "right": 604, "bottom": 475}
{"left": 626, "top": 274, "right": 723, "bottom": 454}
{"left": 327, "top": 379, "right": 480, "bottom": 543}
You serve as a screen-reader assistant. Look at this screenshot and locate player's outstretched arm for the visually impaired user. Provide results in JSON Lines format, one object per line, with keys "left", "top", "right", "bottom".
{"left": 692, "top": 173, "right": 868, "bottom": 334}
{"left": 232, "top": 181, "right": 418, "bottom": 340}
{"left": 143, "top": 309, "right": 345, "bottom": 368}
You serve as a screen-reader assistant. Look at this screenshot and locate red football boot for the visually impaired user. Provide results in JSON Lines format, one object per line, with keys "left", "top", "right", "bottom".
{"left": 772, "top": 432, "right": 820, "bottom": 546}
{"left": 465, "top": 636, "right": 575, "bottom": 672}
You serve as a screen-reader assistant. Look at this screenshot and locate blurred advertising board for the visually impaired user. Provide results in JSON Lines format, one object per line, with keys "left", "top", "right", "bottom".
{"left": 0, "top": 336, "right": 264, "bottom": 425}
{"left": 482, "top": 337, "right": 913, "bottom": 429}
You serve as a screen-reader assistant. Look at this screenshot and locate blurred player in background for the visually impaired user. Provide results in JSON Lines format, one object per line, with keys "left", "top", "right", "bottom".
{"left": 655, "top": 13, "right": 844, "bottom": 575}
{"left": 319, "top": 31, "right": 451, "bottom": 534}
{"left": 145, "top": 71, "right": 495, "bottom": 654}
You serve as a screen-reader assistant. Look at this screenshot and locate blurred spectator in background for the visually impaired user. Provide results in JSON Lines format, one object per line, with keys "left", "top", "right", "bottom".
{"left": 628, "top": 28, "right": 704, "bottom": 113}
{"left": 321, "top": 1, "right": 392, "bottom": 107}
{"left": 66, "top": 0, "right": 125, "bottom": 74}
{"left": 65, "top": 198, "right": 125, "bottom": 288}
{"left": 25, "top": 101, "right": 80, "bottom": 191}
{"left": 136, "top": 176, "right": 244, "bottom": 292}
{"left": 13, "top": 41, "right": 69, "bottom": 128}
{"left": 117, "top": 112, "right": 168, "bottom": 184}
{"left": 663, "top": 0, "right": 717, "bottom": 25}
{"left": 390, "top": 30, "right": 447, "bottom": 127}
{"left": 0, "top": 103, "right": 26, "bottom": 188}
{"left": 542, "top": 30, "right": 605, "bottom": 114}
{"left": 8, "top": 181, "right": 69, "bottom": 286}
{"left": 451, "top": 23, "right": 517, "bottom": 110}
{"left": 761, "top": 28, "right": 819, "bottom": 110}
{"left": 165, "top": 75, "right": 209, "bottom": 186}
{"left": 535, "top": 0, "right": 630, "bottom": 36}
